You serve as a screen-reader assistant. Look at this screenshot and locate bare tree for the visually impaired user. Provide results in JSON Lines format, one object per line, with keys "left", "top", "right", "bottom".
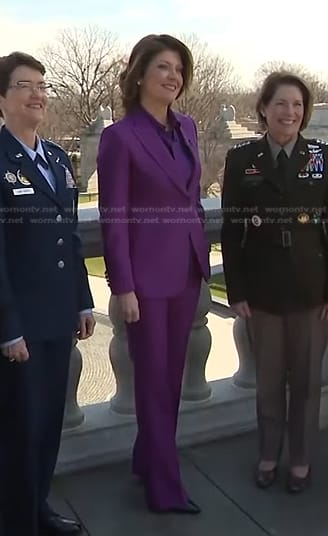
{"left": 177, "top": 34, "right": 238, "bottom": 128}
{"left": 255, "top": 61, "right": 328, "bottom": 103}
{"left": 40, "top": 25, "right": 124, "bottom": 134}
{"left": 229, "top": 89, "right": 258, "bottom": 121}
{"left": 38, "top": 96, "right": 81, "bottom": 150}
{"left": 174, "top": 34, "right": 242, "bottom": 194}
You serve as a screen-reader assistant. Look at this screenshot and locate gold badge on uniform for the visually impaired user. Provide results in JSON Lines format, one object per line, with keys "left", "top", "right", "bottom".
{"left": 17, "top": 171, "right": 31, "bottom": 186}
{"left": 4, "top": 171, "right": 17, "bottom": 184}
{"left": 297, "top": 213, "right": 310, "bottom": 224}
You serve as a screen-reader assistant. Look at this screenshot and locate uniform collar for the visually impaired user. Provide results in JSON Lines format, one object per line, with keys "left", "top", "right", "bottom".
{"left": 266, "top": 133, "right": 297, "bottom": 160}
{"left": 10, "top": 132, "right": 47, "bottom": 164}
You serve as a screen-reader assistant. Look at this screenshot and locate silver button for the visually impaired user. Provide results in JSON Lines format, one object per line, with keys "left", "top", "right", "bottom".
{"left": 57, "top": 238, "right": 64, "bottom": 246}
{"left": 58, "top": 260, "right": 65, "bottom": 269}
{"left": 56, "top": 214, "right": 62, "bottom": 223}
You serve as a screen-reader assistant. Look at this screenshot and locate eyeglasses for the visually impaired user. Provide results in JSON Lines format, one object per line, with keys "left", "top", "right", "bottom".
{"left": 8, "top": 81, "right": 52, "bottom": 94}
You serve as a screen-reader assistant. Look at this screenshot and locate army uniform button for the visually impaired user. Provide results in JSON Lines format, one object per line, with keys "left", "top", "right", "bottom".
{"left": 57, "top": 238, "right": 64, "bottom": 246}
{"left": 58, "top": 260, "right": 65, "bottom": 269}
{"left": 56, "top": 214, "right": 62, "bottom": 223}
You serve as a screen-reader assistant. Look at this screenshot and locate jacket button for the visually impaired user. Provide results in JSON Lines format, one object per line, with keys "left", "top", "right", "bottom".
{"left": 56, "top": 214, "right": 62, "bottom": 223}
{"left": 58, "top": 260, "right": 65, "bottom": 269}
{"left": 57, "top": 238, "right": 64, "bottom": 246}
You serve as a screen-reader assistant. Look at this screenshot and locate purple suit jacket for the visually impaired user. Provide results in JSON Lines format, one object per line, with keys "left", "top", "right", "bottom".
{"left": 97, "top": 109, "right": 210, "bottom": 298}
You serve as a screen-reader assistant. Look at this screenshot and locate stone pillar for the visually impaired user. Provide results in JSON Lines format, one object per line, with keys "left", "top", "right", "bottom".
{"left": 80, "top": 106, "right": 113, "bottom": 192}
{"left": 108, "top": 296, "right": 135, "bottom": 415}
{"left": 63, "top": 339, "right": 85, "bottom": 429}
{"left": 232, "top": 316, "right": 256, "bottom": 389}
{"left": 182, "top": 280, "right": 212, "bottom": 401}
{"left": 108, "top": 280, "right": 213, "bottom": 413}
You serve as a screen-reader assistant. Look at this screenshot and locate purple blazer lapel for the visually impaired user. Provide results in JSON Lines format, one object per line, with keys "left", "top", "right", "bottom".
{"left": 178, "top": 122, "right": 198, "bottom": 165}
{"left": 130, "top": 112, "right": 195, "bottom": 198}
{"left": 177, "top": 120, "right": 200, "bottom": 189}
{"left": 132, "top": 126, "right": 189, "bottom": 197}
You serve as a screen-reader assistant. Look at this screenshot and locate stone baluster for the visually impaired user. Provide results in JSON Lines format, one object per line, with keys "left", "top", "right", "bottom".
{"left": 63, "top": 339, "right": 85, "bottom": 429}
{"left": 108, "top": 279, "right": 213, "bottom": 413}
{"left": 182, "top": 280, "right": 212, "bottom": 401}
{"left": 232, "top": 316, "right": 256, "bottom": 389}
{"left": 108, "top": 296, "right": 135, "bottom": 415}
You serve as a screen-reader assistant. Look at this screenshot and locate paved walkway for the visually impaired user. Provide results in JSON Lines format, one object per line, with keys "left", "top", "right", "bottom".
{"left": 53, "top": 429, "right": 328, "bottom": 535}
{"left": 55, "top": 251, "right": 328, "bottom": 535}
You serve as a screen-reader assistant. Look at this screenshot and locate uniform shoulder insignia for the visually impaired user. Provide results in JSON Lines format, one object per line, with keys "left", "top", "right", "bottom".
{"left": 43, "top": 138, "right": 66, "bottom": 153}
{"left": 315, "top": 138, "right": 328, "bottom": 146}
{"left": 232, "top": 140, "right": 252, "bottom": 150}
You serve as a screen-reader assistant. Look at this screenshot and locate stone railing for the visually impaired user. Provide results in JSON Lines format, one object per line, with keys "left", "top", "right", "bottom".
{"left": 58, "top": 200, "right": 328, "bottom": 473}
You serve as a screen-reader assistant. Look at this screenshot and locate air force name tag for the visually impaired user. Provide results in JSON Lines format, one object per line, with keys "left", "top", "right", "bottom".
{"left": 13, "top": 187, "right": 35, "bottom": 196}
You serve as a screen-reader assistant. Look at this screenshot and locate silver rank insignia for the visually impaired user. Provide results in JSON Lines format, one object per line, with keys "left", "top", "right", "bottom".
{"left": 4, "top": 171, "right": 17, "bottom": 184}
{"left": 233, "top": 140, "right": 251, "bottom": 150}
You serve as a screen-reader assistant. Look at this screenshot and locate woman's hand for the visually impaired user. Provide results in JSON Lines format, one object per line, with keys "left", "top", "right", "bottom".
{"left": 231, "top": 301, "right": 252, "bottom": 318}
{"left": 2, "top": 339, "right": 29, "bottom": 363}
{"left": 118, "top": 291, "right": 140, "bottom": 323}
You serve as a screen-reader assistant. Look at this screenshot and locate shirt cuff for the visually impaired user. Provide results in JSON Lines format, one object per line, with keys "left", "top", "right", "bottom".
{"left": 1, "top": 336, "right": 23, "bottom": 348}
{"left": 79, "top": 309, "right": 93, "bottom": 315}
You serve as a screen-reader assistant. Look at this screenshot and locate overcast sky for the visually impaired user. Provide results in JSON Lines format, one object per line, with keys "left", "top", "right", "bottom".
{"left": 1, "top": 0, "right": 327, "bottom": 87}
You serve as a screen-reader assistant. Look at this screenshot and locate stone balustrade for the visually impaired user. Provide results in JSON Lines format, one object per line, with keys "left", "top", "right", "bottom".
{"left": 57, "top": 199, "right": 328, "bottom": 474}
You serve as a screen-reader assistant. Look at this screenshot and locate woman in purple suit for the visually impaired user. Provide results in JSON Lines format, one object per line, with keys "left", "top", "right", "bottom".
{"left": 97, "top": 34, "right": 210, "bottom": 514}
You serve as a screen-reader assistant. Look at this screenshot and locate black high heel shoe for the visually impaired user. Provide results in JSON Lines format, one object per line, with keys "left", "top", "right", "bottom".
{"left": 150, "top": 499, "right": 201, "bottom": 514}
{"left": 255, "top": 464, "right": 278, "bottom": 489}
{"left": 286, "top": 466, "right": 311, "bottom": 494}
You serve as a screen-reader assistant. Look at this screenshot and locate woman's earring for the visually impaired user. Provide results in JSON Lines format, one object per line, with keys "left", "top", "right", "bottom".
{"left": 137, "top": 80, "right": 141, "bottom": 86}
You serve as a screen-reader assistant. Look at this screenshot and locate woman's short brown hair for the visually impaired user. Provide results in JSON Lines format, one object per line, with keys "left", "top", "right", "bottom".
{"left": 0, "top": 51, "right": 45, "bottom": 97}
{"left": 0, "top": 52, "right": 45, "bottom": 118}
{"left": 119, "top": 34, "right": 193, "bottom": 113}
{"left": 256, "top": 71, "right": 313, "bottom": 131}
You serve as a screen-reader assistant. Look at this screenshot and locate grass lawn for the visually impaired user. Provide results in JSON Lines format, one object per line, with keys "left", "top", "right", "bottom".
{"left": 85, "top": 257, "right": 227, "bottom": 300}
{"left": 208, "top": 272, "right": 226, "bottom": 300}
{"left": 211, "top": 242, "right": 221, "bottom": 252}
{"left": 85, "top": 257, "right": 106, "bottom": 277}
{"left": 78, "top": 193, "right": 99, "bottom": 204}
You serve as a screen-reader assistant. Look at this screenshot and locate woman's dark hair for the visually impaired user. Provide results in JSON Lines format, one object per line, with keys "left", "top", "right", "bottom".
{"left": 0, "top": 51, "right": 45, "bottom": 96}
{"left": 0, "top": 52, "right": 46, "bottom": 118}
{"left": 119, "top": 34, "right": 193, "bottom": 113}
{"left": 256, "top": 71, "right": 313, "bottom": 131}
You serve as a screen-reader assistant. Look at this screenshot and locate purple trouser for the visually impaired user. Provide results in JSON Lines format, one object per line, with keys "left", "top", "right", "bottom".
{"left": 126, "top": 264, "right": 201, "bottom": 510}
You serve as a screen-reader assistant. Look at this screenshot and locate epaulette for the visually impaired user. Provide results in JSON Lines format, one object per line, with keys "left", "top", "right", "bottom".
{"left": 42, "top": 138, "right": 66, "bottom": 153}
{"left": 315, "top": 139, "right": 328, "bottom": 146}
{"left": 232, "top": 140, "right": 252, "bottom": 150}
